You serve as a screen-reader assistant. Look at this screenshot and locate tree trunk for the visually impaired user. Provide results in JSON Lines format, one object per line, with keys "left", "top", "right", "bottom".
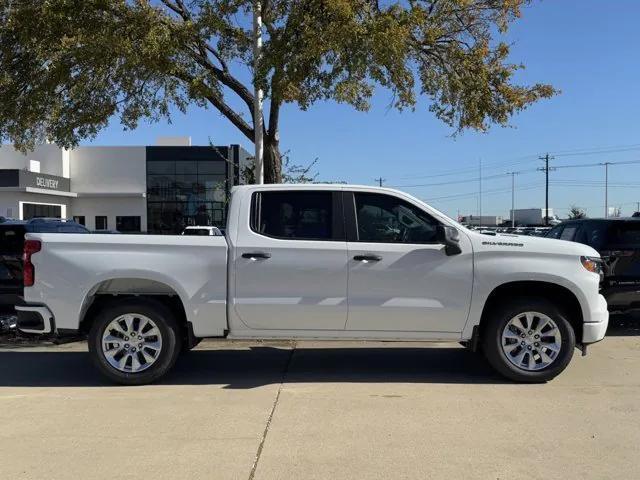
{"left": 263, "top": 135, "right": 282, "bottom": 183}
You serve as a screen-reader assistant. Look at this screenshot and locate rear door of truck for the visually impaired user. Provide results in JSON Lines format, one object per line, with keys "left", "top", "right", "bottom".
{"left": 232, "top": 188, "right": 349, "bottom": 331}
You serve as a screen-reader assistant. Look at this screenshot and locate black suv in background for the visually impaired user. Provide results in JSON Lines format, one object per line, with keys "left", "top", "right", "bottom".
{"left": 546, "top": 219, "right": 640, "bottom": 311}
{"left": 0, "top": 219, "right": 89, "bottom": 309}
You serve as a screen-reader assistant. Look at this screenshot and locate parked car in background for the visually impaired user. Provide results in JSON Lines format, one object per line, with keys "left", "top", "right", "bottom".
{"left": 546, "top": 219, "right": 640, "bottom": 311}
{"left": 181, "top": 226, "right": 223, "bottom": 236}
{"left": 17, "top": 184, "right": 607, "bottom": 384}
{"left": 0, "top": 219, "right": 88, "bottom": 308}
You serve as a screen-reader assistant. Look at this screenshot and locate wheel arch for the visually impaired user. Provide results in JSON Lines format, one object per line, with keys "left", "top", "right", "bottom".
{"left": 478, "top": 280, "right": 584, "bottom": 343}
{"left": 78, "top": 278, "right": 189, "bottom": 340}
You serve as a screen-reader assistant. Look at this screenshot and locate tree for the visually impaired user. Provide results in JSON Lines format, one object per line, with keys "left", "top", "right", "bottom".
{"left": 568, "top": 205, "right": 586, "bottom": 219}
{"left": 0, "top": 0, "right": 556, "bottom": 183}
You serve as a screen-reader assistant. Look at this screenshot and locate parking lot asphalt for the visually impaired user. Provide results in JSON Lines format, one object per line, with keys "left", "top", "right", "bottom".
{"left": 0, "top": 313, "right": 639, "bottom": 480}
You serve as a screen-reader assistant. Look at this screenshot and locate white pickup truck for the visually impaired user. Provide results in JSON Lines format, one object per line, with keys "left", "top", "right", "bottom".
{"left": 17, "top": 184, "right": 609, "bottom": 384}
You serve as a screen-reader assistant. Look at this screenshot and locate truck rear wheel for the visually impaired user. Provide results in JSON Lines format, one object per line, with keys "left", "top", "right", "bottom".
{"left": 88, "top": 298, "right": 181, "bottom": 385}
{"left": 482, "top": 297, "right": 575, "bottom": 382}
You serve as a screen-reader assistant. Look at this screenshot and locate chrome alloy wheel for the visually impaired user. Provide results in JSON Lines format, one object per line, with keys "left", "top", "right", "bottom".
{"left": 501, "top": 311, "right": 562, "bottom": 371}
{"left": 101, "top": 314, "right": 163, "bottom": 373}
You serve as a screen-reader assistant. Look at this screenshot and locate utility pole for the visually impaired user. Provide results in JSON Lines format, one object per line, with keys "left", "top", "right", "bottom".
{"left": 478, "top": 158, "right": 482, "bottom": 227}
{"left": 253, "top": 1, "right": 264, "bottom": 184}
{"left": 507, "top": 171, "right": 518, "bottom": 227}
{"left": 537, "top": 154, "right": 556, "bottom": 226}
{"left": 375, "top": 177, "right": 385, "bottom": 187}
{"left": 602, "top": 162, "right": 611, "bottom": 218}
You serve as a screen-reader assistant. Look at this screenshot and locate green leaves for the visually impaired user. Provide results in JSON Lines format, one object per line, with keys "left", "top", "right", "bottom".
{"left": 0, "top": 0, "right": 556, "bottom": 176}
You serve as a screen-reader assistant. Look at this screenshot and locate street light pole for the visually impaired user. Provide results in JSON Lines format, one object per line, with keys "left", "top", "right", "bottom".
{"left": 253, "top": 1, "right": 264, "bottom": 184}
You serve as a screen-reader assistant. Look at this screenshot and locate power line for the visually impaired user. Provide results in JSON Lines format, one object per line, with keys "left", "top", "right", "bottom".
{"left": 423, "top": 183, "right": 543, "bottom": 202}
{"left": 389, "top": 159, "right": 640, "bottom": 188}
{"left": 392, "top": 143, "right": 640, "bottom": 181}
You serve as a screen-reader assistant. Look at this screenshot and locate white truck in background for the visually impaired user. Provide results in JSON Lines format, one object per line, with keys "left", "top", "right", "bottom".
{"left": 511, "top": 208, "right": 562, "bottom": 226}
{"left": 17, "top": 185, "right": 608, "bottom": 384}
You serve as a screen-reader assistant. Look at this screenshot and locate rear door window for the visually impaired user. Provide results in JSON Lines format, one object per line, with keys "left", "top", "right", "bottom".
{"left": 251, "top": 191, "right": 340, "bottom": 241}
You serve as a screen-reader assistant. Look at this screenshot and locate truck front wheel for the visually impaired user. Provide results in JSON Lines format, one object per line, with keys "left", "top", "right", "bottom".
{"left": 88, "top": 299, "right": 181, "bottom": 385}
{"left": 482, "top": 298, "right": 575, "bottom": 382}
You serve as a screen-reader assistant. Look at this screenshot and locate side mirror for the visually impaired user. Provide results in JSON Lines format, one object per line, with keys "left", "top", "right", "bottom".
{"left": 436, "top": 225, "right": 462, "bottom": 256}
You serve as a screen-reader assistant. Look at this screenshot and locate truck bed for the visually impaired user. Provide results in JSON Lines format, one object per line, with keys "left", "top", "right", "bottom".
{"left": 24, "top": 233, "right": 228, "bottom": 337}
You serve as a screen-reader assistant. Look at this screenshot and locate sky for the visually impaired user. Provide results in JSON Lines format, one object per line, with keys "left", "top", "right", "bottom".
{"left": 88, "top": 0, "right": 640, "bottom": 219}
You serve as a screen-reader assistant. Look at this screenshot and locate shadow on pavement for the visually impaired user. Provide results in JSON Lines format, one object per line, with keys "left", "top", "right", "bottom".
{"left": 0, "top": 346, "right": 504, "bottom": 388}
{"left": 1, "top": 311, "right": 637, "bottom": 388}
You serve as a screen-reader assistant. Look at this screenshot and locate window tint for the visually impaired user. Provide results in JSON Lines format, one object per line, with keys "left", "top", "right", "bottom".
{"left": 95, "top": 216, "right": 108, "bottom": 230}
{"left": 354, "top": 193, "right": 439, "bottom": 243}
{"left": 252, "top": 191, "right": 333, "bottom": 240}
{"left": 560, "top": 226, "right": 577, "bottom": 241}
{"left": 575, "top": 222, "right": 608, "bottom": 250}
{"left": 116, "top": 216, "right": 141, "bottom": 233}
{"left": 183, "top": 228, "right": 210, "bottom": 236}
{"left": 608, "top": 222, "right": 640, "bottom": 248}
{"left": 53, "top": 224, "right": 89, "bottom": 233}
{"left": 0, "top": 227, "right": 25, "bottom": 254}
{"left": 546, "top": 225, "right": 563, "bottom": 239}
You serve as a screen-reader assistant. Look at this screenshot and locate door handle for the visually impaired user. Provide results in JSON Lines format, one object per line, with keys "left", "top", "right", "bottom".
{"left": 242, "top": 252, "right": 272, "bottom": 259}
{"left": 353, "top": 254, "right": 382, "bottom": 262}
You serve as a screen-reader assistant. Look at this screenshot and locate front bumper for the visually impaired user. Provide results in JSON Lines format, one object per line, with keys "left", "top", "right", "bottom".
{"left": 582, "top": 294, "right": 609, "bottom": 344}
{"left": 15, "top": 304, "right": 55, "bottom": 334}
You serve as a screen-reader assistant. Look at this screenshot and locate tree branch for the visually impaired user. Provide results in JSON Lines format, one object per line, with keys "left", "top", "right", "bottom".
{"left": 172, "top": 70, "right": 254, "bottom": 141}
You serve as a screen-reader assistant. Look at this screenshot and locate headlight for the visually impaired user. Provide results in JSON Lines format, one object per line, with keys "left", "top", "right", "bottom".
{"left": 580, "top": 256, "right": 603, "bottom": 279}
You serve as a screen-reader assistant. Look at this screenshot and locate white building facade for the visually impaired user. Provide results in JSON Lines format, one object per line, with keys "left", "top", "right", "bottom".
{"left": 0, "top": 139, "right": 251, "bottom": 233}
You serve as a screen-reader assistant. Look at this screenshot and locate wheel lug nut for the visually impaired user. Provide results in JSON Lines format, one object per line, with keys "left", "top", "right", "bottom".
{"left": 528, "top": 331, "right": 533, "bottom": 335}
{"left": 132, "top": 347, "right": 136, "bottom": 352}
{"left": 527, "top": 345, "right": 532, "bottom": 350}
{"left": 125, "top": 336, "right": 129, "bottom": 341}
{"left": 138, "top": 343, "right": 142, "bottom": 348}
{"left": 520, "top": 334, "right": 526, "bottom": 338}
{"left": 535, "top": 342, "right": 540, "bottom": 347}
{"left": 521, "top": 341, "right": 525, "bottom": 346}
{"left": 535, "top": 335, "right": 540, "bottom": 339}
{"left": 124, "top": 344, "right": 129, "bottom": 349}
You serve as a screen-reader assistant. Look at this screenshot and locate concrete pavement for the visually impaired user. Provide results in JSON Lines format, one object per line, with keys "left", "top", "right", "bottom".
{"left": 0, "top": 314, "right": 638, "bottom": 479}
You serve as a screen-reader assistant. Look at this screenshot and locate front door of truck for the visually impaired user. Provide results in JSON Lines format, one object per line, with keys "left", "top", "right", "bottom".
{"left": 233, "top": 189, "right": 348, "bottom": 331}
{"left": 344, "top": 191, "right": 473, "bottom": 333}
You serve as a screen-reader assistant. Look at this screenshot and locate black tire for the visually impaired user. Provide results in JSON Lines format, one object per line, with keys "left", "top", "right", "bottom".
{"left": 482, "top": 297, "right": 575, "bottom": 383}
{"left": 88, "top": 298, "right": 181, "bottom": 385}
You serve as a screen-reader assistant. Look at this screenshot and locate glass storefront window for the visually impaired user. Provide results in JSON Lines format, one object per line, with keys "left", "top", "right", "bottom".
{"left": 146, "top": 150, "right": 231, "bottom": 233}
{"left": 146, "top": 161, "right": 175, "bottom": 175}
{"left": 175, "top": 161, "right": 198, "bottom": 175}
{"left": 198, "top": 161, "right": 226, "bottom": 175}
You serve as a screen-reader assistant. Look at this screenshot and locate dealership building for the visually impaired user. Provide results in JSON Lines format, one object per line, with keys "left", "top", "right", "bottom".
{"left": 0, "top": 138, "right": 251, "bottom": 233}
